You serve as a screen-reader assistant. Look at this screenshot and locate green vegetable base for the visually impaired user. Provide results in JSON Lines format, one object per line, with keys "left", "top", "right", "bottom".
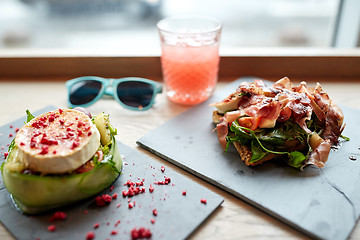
{"left": 227, "top": 119, "right": 310, "bottom": 169}
{"left": 1, "top": 137, "right": 122, "bottom": 215}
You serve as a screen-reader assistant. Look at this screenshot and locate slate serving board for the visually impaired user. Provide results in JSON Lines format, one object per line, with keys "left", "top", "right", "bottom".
{"left": 0, "top": 106, "right": 223, "bottom": 240}
{"left": 137, "top": 77, "right": 360, "bottom": 240}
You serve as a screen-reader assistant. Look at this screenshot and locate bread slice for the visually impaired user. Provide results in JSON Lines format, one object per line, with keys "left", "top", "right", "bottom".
{"left": 233, "top": 142, "right": 276, "bottom": 166}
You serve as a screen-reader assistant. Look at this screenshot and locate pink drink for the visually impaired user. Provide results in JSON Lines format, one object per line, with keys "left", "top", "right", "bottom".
{"left": 161, "top": 44, "right": 219, "bottom": 105}
{"left": 158, "top": 17, "right": 222, "bottom": 105}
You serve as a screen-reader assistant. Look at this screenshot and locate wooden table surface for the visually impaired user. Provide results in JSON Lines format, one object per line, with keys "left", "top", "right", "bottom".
{"left": 0, "top": 78, "right": 360, "bottom": 240}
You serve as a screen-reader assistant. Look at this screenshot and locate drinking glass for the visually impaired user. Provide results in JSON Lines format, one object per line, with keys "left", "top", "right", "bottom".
{"left": 157, "top": 16, "right": 222, "bottom": 105}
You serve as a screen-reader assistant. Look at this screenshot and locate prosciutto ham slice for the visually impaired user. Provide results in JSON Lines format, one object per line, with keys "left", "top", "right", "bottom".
{"left": 216, "top": 121, "right": 228, "bottom": 151}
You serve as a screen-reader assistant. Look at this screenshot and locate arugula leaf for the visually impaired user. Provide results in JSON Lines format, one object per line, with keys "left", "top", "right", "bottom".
{"left": 9, "top": 110, "right": 35, "bottom": 153}
{"left": 231, "top": 122, "right": 289, "bottom": 155}
{"left": 101, "top": 141, "right": 121, "bottom": 174}
{"left": 340, "top": 135, "right": 350, "bottom": 141}
{"left": 287, "top": 151, "right": 307, "bottom": 168}
{"left": 229, "top": 122, "right": 253, "bottom": 141}
{"left": 224, "top": 138, "right": 231, "bottom": 152}
{"left": 25, "top": 110, "right": 35, "bottom": 123}
{"left": 249, "top": 140, "right": 267, "bottom": 162}
{"left": 102, "top": 145, "right": 110, "bottom": 155}
{"left": 108, "top": 123, "right": 117, "bottom": 137}
{"left": 228, "top": 120, "right": 310, "bottom": 168}
{"left": 7, "top": 139, "right": 15, "bottom": 152}
{"left": 8, "top": 109, "right": 34, "bottom": 153}
{"left": 257, "top": 128, "right": 287, "bottom": 145}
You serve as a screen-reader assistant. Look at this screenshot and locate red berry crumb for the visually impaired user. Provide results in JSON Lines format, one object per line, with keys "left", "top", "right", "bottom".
{"left": 39, "top": 146, "right": 49, "bottom": 155}
{"left": 4, "top": 152, "right": 9, "bottom": 159}
{"left": 86, "top": 231, "right": 95, "bottom": 240}
{"left": 15, "top": 128, "right": 19, "bottom": 132}
{"left": 95, "top": 196, "right": 106, "bottom": 206}
{"left": 49, "top": 211, "right": 67, "bottom": 221}
{"left": 72, "top": 141, "right": 80, "bottom": 149}
{"left": 124, "top": 179, "right": 134, "bottom": 187}
{"left": 131, "top": 227, "right": 152, "bottom": 240}
{"left": 201, "top": 198, "right": 207, "bottom": 204}
{"left": 93, "top": 223, "right": 100, "bottom": 229}
{"left": 154, "top": 177, "right": 171, "bottom": 185}
{"left": 161, "top": 166, "right": 165, "bottom": 172}
{"left": 77, "top": 121, "right": 83, "bottom": 128}
{"left": 128, "top": 188, "right": 135, "bottom": 197}
{"left": 112, "top": 193, "right": 118, "bottom": 199}
{"left": 95, "top": 194, "right": 112, "bottom": 206}
{"left": 110, "top": 186, "right": 115, "bottom": 191}
{"left": 152, "top": 209, "right": 158, "bottom": 216}
{"left": 128, "top": 203, "right": 134, "bottom": 209}
{"left": 182, "top": 191, "right": 187, "bottom": 196}
{"left": 48, "top": 115, "right": 55, "bottom": 122}
{"left": 111, "top": 230, "right": 118, "bottom": 235}
{"left": 150, "top": 219, "right": 155, "bottom": 224}
{"left": 47, "top": 225, "right": 56, "bottom": 232}
{"left": 149, "top": 185, "right": 154, "bottom": 193}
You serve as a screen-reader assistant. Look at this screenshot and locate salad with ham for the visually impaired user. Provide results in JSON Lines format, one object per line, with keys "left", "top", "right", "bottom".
{"left": 212, "top": 77, "right": 346, "bottom": 169}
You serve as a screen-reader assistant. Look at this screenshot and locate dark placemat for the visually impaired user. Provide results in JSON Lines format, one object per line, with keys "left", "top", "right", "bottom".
{"left": 137, "top": 77, "right": 360, "bottom": 240}
{"left": 0, "top": 106, "right": 223, "bottom": 240}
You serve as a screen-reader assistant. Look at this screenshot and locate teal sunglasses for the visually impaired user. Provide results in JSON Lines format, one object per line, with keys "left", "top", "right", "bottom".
{"left": 66, "top": 76, "right": 162, "bottom": 111}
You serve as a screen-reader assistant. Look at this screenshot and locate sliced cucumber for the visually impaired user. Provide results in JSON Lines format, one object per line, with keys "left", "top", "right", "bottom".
{"left": 1, "top": 137, "right": 122, "bottom": 214}
{"left": 94, "top": 113, "right": 112, "bottom": 146}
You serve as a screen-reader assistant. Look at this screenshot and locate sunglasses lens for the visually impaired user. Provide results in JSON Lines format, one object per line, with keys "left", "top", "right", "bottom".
{"left": 69, "top": 80, "right": 102, "bottom": 105}
{"left": 117, "top": 81, "right": 154, "bottom": 108}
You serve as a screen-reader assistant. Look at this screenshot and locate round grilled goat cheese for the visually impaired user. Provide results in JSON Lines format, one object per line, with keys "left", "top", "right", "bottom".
{"left": 14, "top": 109, "right": 101, "bottom": 174}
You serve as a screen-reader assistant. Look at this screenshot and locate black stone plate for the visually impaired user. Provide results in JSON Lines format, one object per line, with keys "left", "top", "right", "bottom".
{"left": 137, "top": 77, "right": 360, "bottom": 240}
{"left": 0, "top": 106, "right": 223, "bottom": 240}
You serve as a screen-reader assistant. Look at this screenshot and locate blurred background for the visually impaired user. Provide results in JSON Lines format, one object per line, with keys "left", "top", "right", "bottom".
{"left": 0, "top": 0, "right": 358, "bottom": 51}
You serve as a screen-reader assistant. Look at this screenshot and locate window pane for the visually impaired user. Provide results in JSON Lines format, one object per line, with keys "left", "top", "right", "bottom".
{"left": 0, "top": 0, "right": 340, "bottom": 51}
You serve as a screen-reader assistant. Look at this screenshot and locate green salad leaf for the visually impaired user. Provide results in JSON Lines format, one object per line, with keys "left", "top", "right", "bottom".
{"left": 7, "top": 109, "right": 35, "bottom": 153}
{"left": 340, "top": 134, "right": 350, "bottom": 141}
{"left": 249, "top": 140, "right": 268, "bottom": 163}
{"left": 25, "top": 109, "right": 35, "bottom": 123}
{"left": 287, "top": 151, "right": 307, "bottom": 168}
{"left": 228, "top": 119, "right": 311, "bottom": 168}
{"left": 108, "top": 122, "right": 118, "bottom": 137}
{"left": 7, "top": 139, "right": 15, "bottom": 153}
